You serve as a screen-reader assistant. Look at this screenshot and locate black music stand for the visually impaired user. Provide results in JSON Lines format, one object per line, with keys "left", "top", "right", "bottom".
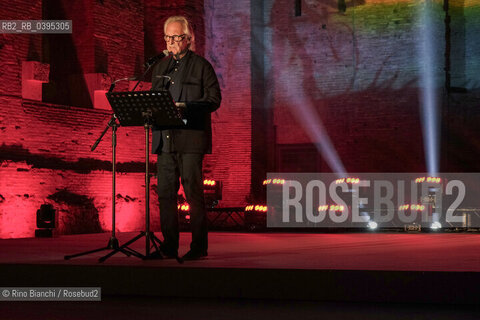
{"left": 98, "top": 90, "right": 185, "bottom": 262}
{"left": 64, "top": 115, "right": 143, "bottom": 262}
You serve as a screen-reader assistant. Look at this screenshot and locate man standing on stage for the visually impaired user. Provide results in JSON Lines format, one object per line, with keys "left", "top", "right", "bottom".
{"left": 151, "top": 16, "right": 221, "bottom": 260}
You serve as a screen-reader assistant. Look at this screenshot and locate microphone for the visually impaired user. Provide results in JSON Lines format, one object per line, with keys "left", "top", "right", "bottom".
{"left": 108, "top": 77, "right": 138, "bottom": 92}
{"left": 155, "top": 75, "right": 172, "bottom": 90}
{"left": 144, "top": 50, "right": 170, "bottom": 68}
{"left": 132, "top": 50, "right": 170, "bottom": 92}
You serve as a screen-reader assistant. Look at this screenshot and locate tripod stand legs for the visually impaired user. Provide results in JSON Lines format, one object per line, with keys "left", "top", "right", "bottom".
{"left": 65, "top": 118, "right": 183, "bottom": 263}
{"left": 64, "top": 236, "right": 139, "bottom": 260}
{"left": 105, "top": 231, "right": 183, "bottom": 263}
{"left": 97, "top": 231, "right": 182, "bottom": 262}
{"left": 65, "top": 115, "right": 139, "bottom": 263}
{"left": 141, "top": 232, "right": 163, "bottom": 259}
{"left": 98, "top": 232, "right": 145, "bottom": 263}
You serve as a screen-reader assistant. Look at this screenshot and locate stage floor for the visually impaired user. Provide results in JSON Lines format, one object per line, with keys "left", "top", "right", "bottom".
{"left": 1, "top": 232, "right": 480, "bottom": 305}
{"left": 1, "top": 231, "right": 479, "bottom": 272}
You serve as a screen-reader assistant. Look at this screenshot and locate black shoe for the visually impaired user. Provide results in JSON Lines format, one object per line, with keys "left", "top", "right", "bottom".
{"left": 182, "top": 250, "right": 208, "bottom": 261}
{"left": 159, "top": 245, "right": 178, "bottom": 259}
{"left": 145, "top": 250, "right": 163, "bottom": 260}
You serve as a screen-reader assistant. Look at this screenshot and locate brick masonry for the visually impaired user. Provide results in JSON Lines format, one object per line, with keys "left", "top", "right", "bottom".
{"left": 1, "top": 0, "right": 480, "bottom": 238}
{"left": 0, "top": 0, "right": 251, "bottom": 238}
{"left": 266, "top": 0, "right": 480, "bottom": 173}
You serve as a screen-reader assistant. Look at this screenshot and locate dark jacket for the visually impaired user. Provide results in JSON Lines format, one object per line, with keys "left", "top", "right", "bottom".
{"left": 151, "top": 50, "right": 221, "bottom": 154}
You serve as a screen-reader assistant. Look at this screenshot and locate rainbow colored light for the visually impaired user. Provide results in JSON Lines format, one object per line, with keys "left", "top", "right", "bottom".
{"left": 245, "top": 204, "right": 268, "bottom": 212}
{"left": 263, "top": 179, "right": 285, "bottom": 185}
{"left": 415, "top": 177, "right": 441, "bottom": 184}
{"left": 398, "top": 204, "right": 425, "bottom": 211}
{"left": 335, "top": 177, "right": 360, "bottom": 184}
{"left": 318, "top": 205, "right": 345, "bottom": 212}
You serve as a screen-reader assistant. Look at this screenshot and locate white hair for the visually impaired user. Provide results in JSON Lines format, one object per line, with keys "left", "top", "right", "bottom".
{"left": 164, "top": 16, "right": 195, "bottom": 51}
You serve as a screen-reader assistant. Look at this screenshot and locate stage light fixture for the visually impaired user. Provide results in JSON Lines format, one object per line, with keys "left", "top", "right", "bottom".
{"left": 317, "top": 204, "right": 345, "bottom": 212}
{"left": 35, "top": 203, "right": 56, "bottom": 237}
{"left": 245, "top": 204, "right": 267, "bottom": 213}
{"left": 335, "top": 177, "right": 360, "bottom": 185}
{"left": 203, "top": 179, "right": 222, "bottom": 208}
{"left": 398, "top": 204, "right": 425, "bottom": 211}
{"left": 177, "top": 203, "right": 190, "bottom": 212}
{"left": 430, "top": 221, "right": 442, "bottom": 230}
{"left": 204, "top": 179, "right": 216, "bottom": 186}
{"left": 263, "top": 178, "right": 285, "bottom": 185}
{"left": 367, "top": 221, "right": 378, "bottom": 230}
{"left": 415, "top": 177, "right": 441, "bottom": 184}
{"left": 177, "top": 202, "right": 191, "bottom": 225}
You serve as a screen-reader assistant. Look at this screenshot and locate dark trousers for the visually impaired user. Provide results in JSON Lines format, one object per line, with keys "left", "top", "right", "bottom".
{"left": 157, "top": 153, "right": 207, "bottom": 253}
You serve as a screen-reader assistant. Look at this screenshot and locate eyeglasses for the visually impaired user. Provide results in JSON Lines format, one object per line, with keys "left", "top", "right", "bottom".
{"left": 164, "top": 34, "right": 187, "bottom": 42}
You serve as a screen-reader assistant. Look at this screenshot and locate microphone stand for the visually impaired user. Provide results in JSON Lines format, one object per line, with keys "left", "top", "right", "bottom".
{"left": 64, "top": 80, "right": 143, "bottom": 262}
{"left": 101, "top": 54, "right": 184, "bottom": 263}
{"left": 131, "top": 58, "right": 159, "bottom": 91}
{"left": 132, "top": 50, "right": 169, "bottom": 92}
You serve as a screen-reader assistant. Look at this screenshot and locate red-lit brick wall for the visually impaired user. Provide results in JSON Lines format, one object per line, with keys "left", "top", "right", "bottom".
{"left": 1, "top": 0, "right": 479, "bottom": 239}
{"left": 203, "top": 0, "right": 252, "bottom": 207}
{"left": 0, "top": 0, "right": 252, "bottom": 238}
{"left": 0, "top": 0, "right": 43, "bottom": 96}
{"left": 92, "top": 0, "right": 145, "bottom": 78}
{"left": 0, "top": 96, "right": 160, "bottom": 238}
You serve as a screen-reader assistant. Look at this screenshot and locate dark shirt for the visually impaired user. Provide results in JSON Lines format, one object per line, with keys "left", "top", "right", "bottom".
{"left": 165, "top": 53, "right": 188, "bottom": 101}
{"left": 161, "top": 53, "right": 189, "bottom": 152}
{"left": 151, "top": 50, "right": 221, "bottom": 154}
